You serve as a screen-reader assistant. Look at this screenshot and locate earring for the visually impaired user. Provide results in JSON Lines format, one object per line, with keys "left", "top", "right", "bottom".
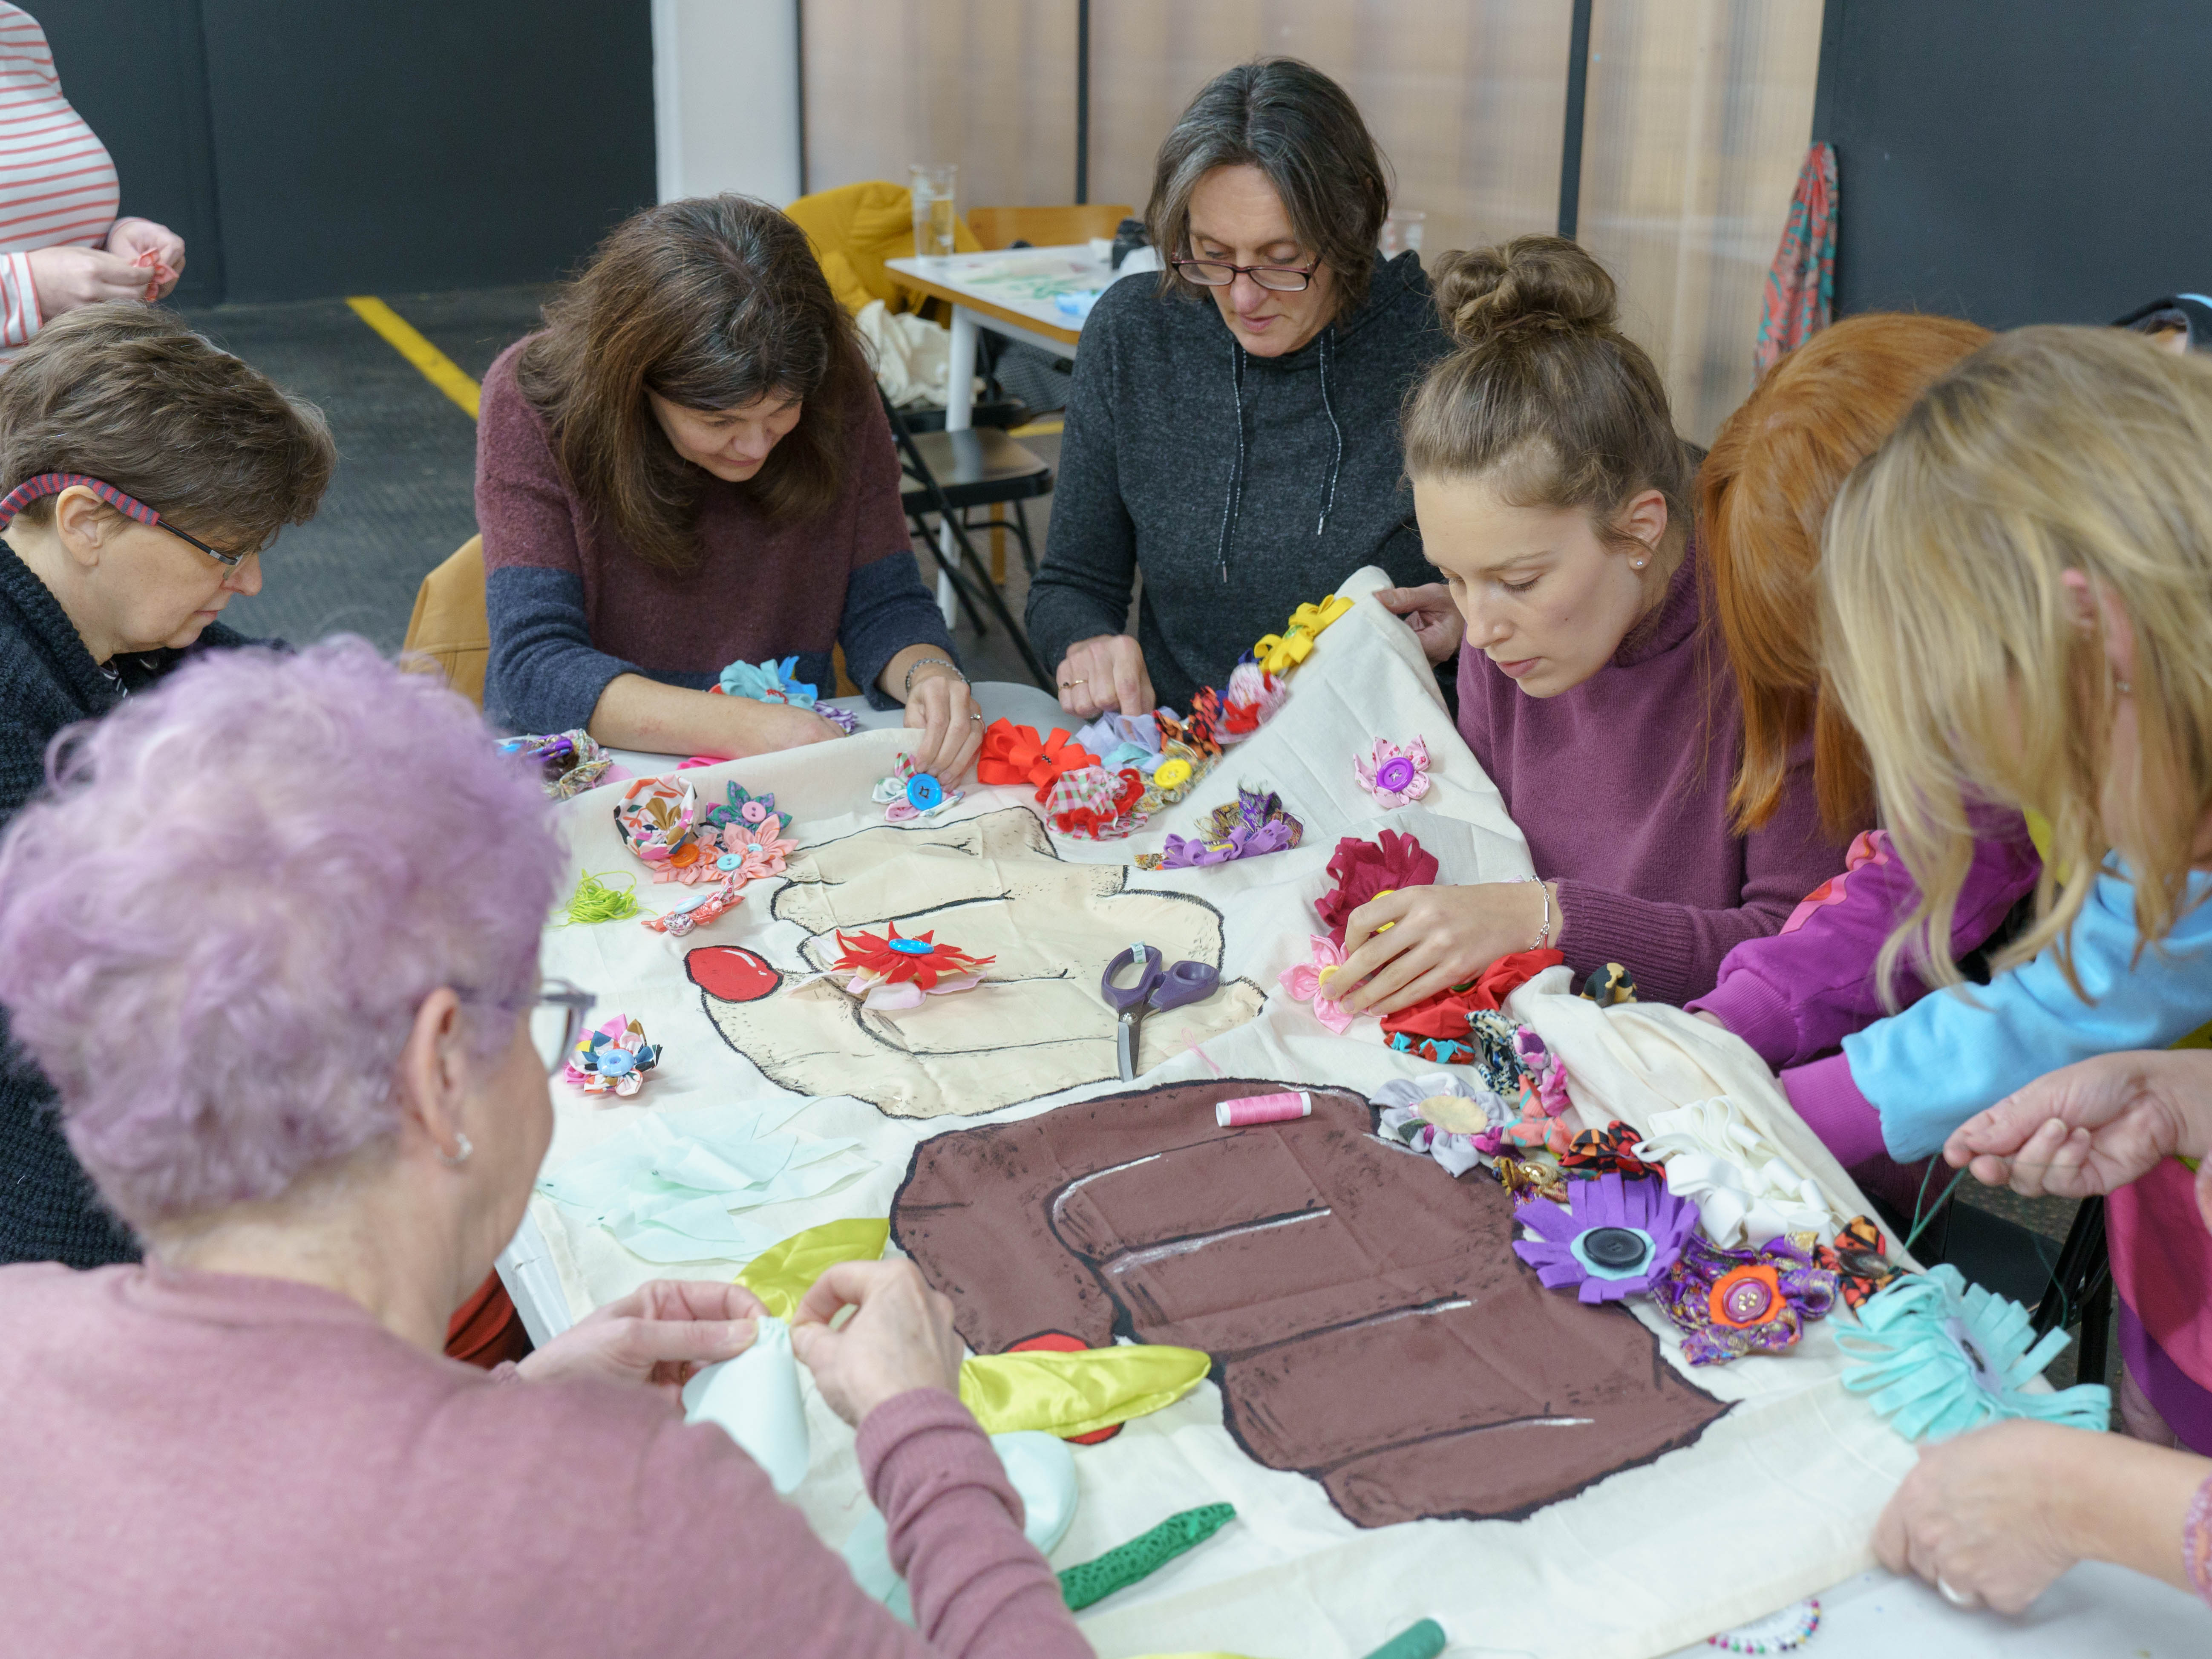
{"left": 2115, "top": 678, "right": 2134, "bottom": 695}
{"left": 437, "top": 1131, "right": 473, "bottom": 1168}
{"left": 1632, "top": 559, "right": 1647, "bottom": 569}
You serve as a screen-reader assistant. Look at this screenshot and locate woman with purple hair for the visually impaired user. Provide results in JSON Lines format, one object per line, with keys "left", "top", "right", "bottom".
{"left": 0, "top": 639, "right": 1085, "bottom": 1658}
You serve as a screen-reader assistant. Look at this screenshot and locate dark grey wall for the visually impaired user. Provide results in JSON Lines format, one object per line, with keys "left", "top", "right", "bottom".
{"left": 1814, "top": 0, "right": 2212, "bottom": 328}
{"left": 31, "top": 0, "right": 655, "bottom": 304}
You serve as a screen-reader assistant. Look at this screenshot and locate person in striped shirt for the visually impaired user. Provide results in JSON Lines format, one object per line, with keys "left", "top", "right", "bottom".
{"left": 0, "top": 4, "right": 184, "bottom": 351}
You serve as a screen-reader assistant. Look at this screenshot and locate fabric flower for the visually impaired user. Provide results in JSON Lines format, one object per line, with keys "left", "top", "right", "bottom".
{"left": 1354, "top": 736, "right": 1432, "bottom": 808}
{"left": 718, "top": 654, "right": 819, "bottom": 707}
{"left": 1379, "top": 948, "right": 1564, "bottom": 1052}
{"left": 1373, "top": 1071, "right": 1515, "bottom": 1175}
{"left": 1514, "top": 1171, "right": 1699, "bottom": 1303}
{"left": 1135, "top": 786, "right": 1302, "bottom": 869}
{"left": 703, "top": 783, "right": 793, "bottom": 841}
{"left": 976, "top": 720, "right": 1101, "bottom": 801}
{"left": 1313, "top": 830, "right": 1440, "bottom": 947}
{"left": 1218, "top": 657, "right": 1288, "bottom": 740}
{"left": 499, "top": 729, "right": 612, "bottom": 800}
{"left": 1559, "top": 1120, "right": 1660, "bottom": 1181}
{"left": 873, "top": 752, "right": 965, "bottom": 824}
{"left": 708, "top": 820, "right": 798, "bottom": 881}
{"left": 1279, "top": 934, "right": 1356, "bottom": 1032}
{"left": 565, "top": 1015, "right": 662, "bottom": 1100}
{"left": 1836, "top": 1264, "right": 2112, "bottom": 1440}
{"left": 1044, "top": 763, "right": 1146, "bottom": 839}
{"left": 640, "top": 876, "right": 744, "bottom": 937}
{"left": 1072, "top": 710, "right": 1170, "bottom": 772}
{"left": 1655, "top": 1234, "right": 1838, "bottom": 1365}
{"left": 1633, "top": 1097, "right": 1830, "bottom": 1247}
{"left": 614, "top": 775, "right": 702, "bottom": 871}
{"left": 1135, "top": 739, "right": 1213, "bottom": 813}
{"left": 831, "top": 922, "right": 996, "bottom": 1011}
{"left": 1812, "top": 1215, "right": 1906, "bottom": 1310}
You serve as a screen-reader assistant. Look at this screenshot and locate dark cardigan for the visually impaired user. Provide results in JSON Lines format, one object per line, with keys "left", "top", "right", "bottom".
{"left": 0, "top": 541, "right": 255, "bottom": 1267}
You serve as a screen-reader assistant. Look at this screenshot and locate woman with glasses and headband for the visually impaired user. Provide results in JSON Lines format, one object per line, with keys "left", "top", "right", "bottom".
{"left": 0, "top": 303, "right": 334, "bottom": 1273}
{"left": 1025, "top": 58, "right": 1451, "bottom": 717}
{"left": 0, "top": 639, "right": 1090, "bottom": 1658}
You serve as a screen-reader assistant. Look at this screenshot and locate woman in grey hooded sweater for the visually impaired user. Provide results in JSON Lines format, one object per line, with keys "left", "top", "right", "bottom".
{"left": 1025, "top": 58, "right": 1451, "bottom": 717}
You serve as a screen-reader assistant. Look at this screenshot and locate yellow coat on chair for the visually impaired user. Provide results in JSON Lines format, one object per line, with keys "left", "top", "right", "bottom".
{"left": 403, "top": 534, "right": 490, "bottom": 708}
{"left": 783, "top": 180, "right": 980, "bottom": 318}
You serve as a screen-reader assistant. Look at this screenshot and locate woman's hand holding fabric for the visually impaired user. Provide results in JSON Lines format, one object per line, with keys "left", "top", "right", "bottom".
{"left": 1054, "top": 633, "right": 1155, "bottom": 720}
{"left": 1946, "top": 1048, "right": 2212, "bottom": 1227}
{"left": 517, "top": 1279, "right": 764, "bottom": 1397}
{"left": 1332, "top": 881, "right": 1555, "bottom": 1018}
{"left": 103, "top": 218, "right": 187, "bottom": 297}
{"left": 27, "top": 245, "right": 150, "bottom": 315}
{"left": 1375, "top": 583, "right": 1466, "bottom": 665}
{"left": 789, "top": 1259, "right": 965, "bottom": 1428}
{"left": 1873, "top": 1420, "right": 2089, "bottom": 1614}
{"left": 902, "top": 665, "right": 984, "bottom": 780}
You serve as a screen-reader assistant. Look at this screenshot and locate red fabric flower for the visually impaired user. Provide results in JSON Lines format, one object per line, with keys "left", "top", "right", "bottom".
{"left": 831, "top": 922, "right": 996, "bottom": 989}
{"left": 1378, "top": 947, "right": 1565, "bottom": 1041}
{"left": 976, "top": 720, "right": 1101, "bottom": 802}
{"left": 1313, "top": 830, "right": 1440, "bottom": 947}
{"left": 1559, "top": 1120, "right": 1661, "bottom": 1181}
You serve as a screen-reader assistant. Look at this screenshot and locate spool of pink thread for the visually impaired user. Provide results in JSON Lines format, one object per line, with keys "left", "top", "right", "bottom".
{"left": 1216, "top": 1090, "right": 1311, "bottom": 1127}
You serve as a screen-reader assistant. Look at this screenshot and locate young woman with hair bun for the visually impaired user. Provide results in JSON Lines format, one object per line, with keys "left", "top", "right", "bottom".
{"left": 1339, "top": 235, "right": 1845, "bottom": 1015}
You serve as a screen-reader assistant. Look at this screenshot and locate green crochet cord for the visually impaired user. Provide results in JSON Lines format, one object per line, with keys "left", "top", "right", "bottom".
{"left": 556, "top": 870, "right": 639, "bottom": 926}
{"left": 1057, "top": 1502, "right": 1235, "bottom": 1611}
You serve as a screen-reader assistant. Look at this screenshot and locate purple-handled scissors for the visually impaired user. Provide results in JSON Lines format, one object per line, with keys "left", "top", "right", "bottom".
{"left": 1100, "top": 941, "right": 1220, "bottom": 1081}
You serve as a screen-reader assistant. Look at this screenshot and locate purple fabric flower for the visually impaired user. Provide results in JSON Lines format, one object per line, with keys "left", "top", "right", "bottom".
{"left": 1512, "top": 1172, "right": 1698, "bottom": 1304}
{"left": 1654, "top": 1234, "right": 1840, "bottom": 1365}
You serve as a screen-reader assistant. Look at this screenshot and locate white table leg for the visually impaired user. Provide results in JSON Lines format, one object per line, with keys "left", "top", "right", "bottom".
{"left": 936, "top": 305, "right": 980, "bottom": 625}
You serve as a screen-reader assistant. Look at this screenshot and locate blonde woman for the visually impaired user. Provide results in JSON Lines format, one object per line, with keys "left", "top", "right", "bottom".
{"left": 1819, "top": 326, "right": 2212, "bottom": 1614}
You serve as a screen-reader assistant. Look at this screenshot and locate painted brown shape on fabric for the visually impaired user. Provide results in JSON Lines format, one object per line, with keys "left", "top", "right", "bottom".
{"left": 892, "top": 1077, "right": 1730, "bottom": 1528}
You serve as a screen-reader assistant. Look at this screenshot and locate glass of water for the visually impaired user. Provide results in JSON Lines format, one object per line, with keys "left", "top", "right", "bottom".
{"left": 911, "top": 163, "right": 958, "bottom": 259}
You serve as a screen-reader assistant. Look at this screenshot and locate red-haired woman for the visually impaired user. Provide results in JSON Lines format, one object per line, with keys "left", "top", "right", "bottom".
{"left": 477, "top": 195, "right": 983, "bottom": 779}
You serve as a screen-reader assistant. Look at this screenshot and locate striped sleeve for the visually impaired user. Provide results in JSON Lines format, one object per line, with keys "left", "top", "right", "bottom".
{"left": 0, "top": 3, "right": 118, "bottom": 352}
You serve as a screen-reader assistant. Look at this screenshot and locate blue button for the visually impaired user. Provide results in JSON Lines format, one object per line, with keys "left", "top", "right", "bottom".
{"left": 888, "top": 938, "right": 936, "bottom": 956}
{"left": 906, "top": 773, "right": 944, "bottom": 811}
{"left": 716, "top": 853, "right": 743, "bottom": 871}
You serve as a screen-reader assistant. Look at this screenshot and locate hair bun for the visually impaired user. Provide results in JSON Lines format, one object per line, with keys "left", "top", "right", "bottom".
{"left": 1434, "top": 234, "right": 1618, "bottom": 346}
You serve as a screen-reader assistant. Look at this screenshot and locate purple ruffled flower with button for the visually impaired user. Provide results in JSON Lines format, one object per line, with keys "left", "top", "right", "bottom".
{"left": 1355, "top": 736, "right": 1431, "bottom": 809}
{"left": 1512, "top": 1171, "right": 1699, "bottom": 1303}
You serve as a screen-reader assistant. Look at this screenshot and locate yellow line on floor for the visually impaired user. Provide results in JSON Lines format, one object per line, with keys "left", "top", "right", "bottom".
{"left": 345, "top": 296, "right": 481, "bottom": 420}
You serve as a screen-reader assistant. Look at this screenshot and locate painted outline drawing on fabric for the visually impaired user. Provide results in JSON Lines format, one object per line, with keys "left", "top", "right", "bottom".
{"left": 689, "top": 808, "right": 1266, "bottom": 1118}
{"left": 890, "top": 1077, "right": 1730, "bottom": 1528}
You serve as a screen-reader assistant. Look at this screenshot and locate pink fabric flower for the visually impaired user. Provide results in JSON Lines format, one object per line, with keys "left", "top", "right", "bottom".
{"left": 1355, "top": 736, "right": 1432, "bottom": 809}
{"left": 1279, "top": 934, "right": 1355, "bottom": 1033}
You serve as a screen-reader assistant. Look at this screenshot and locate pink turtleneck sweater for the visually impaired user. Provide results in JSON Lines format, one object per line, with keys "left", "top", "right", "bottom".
{"left": 0, "top": 1261, "right": 1087, "bottom": 1659}
{"left": 1454, "top": 541, "right": 1847, "bottom": 1005}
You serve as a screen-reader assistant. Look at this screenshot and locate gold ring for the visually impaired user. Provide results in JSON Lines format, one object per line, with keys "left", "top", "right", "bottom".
{"left": 1059, "top": 679, "right": 1088, "bottom": 689}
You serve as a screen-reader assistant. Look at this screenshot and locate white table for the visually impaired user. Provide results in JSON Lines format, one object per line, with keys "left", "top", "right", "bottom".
{"left": 887, "top": 245, "right": 1141, "bottom": 622}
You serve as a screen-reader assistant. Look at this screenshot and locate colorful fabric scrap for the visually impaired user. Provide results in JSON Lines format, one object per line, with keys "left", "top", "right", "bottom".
{"left": 1379, "top": 948, "right": 1564, "bottom": 1052}
{"left": 832, "top": 922, "right": 996, "bottom": 1011}
{"left": 499, "top": 729, "right": 611, "bottom": 800}
{"left": 1355, "top": 736, "right": 1432, "bottom": 809}
{"left": 1134, "top": 739, "right": 1211, "bottom": 812}
{"left": 717, "top": 654, "right": 819, "bottom": 707}
{"left": 818, "top": 704, "right": 861, "bottom": 734}
{"left": 1218, "top": 656, "right": 1286, "bottom": 740}
{"left": 1812, "top": 1215, "right": 1906, "bottom": 1310}
{"left": 1314, "top": 830, "right": 1439, "bottom": 947}
{"left": 1071, "top": 709, "right": 1171, "bottom": 774}
{"left": 1495, "top": 1155, "right": 1569, "bottom": 1205}
{"left": 1656, "top": 1234, "right": 1837, "bottom": 1365}
{"left": 873, "top": 752, "right": 965, "bottom": 824}
{"left": 1560, "top": 1120, "right": 1660, "bottom": 1181}
{"left": 640, "top": 875, "right": 745, "bottom": 937}
{"left": 1513, "top": 1170, "right": 1699, "bottom": 1304}
{"left": 1134, "top": 786, "right": 1301, "bottom": 869}
{"left": 565, "top": 1015, "right": 662, "bottom": 1099}
{"left": 1044, "top": 763, "right": 1146, "bottom": 839}
{"left": 976, "top": 720, "right": 1100, "bottom": 801}
{"left": 1836, "top": 1264, "right": 2111, "bottom": 1441}
{"left": 613, "top": 775, "right": 704, "bottom": 875}
{"left": 1373, "top": 1072, "right": 1514, "bottom": 1175}
{"left": 1580, "top": 962, "right": 1639, "bottom": 1005}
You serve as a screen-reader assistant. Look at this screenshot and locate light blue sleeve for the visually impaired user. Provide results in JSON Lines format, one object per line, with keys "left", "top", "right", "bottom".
{"left": 1842, "top": 869, "right": 2212, "bottom": 1161}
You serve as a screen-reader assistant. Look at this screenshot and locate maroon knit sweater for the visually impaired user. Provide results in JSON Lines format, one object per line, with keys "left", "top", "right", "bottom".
{"left": 1454, "top": 541, "right": 1844, "bottom": 1005}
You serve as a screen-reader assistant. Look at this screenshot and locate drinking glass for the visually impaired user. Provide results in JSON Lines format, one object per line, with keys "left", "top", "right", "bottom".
{"left": 910, "top": 163, "right": 958, "bottom": 259}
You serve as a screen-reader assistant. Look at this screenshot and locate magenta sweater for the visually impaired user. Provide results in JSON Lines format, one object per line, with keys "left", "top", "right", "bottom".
{"left": 0, "top": 1263, "right": 1088, "bottom": 1659}
{"left": 1454, "top": 542, "right": 1844, "bottom": 1005}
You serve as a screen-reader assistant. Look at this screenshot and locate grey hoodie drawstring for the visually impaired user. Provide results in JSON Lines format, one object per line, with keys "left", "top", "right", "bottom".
{"left": 1213, "top": 337, "right": 1247, "bottom": 584}
{"left": 1314, "top": 328, "right": 1343, "bottom": 536}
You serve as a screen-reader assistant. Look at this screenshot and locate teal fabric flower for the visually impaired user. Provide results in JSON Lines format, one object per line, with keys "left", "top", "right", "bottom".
{"left": 719, "top": 655, "right": 818, "bottom": 708}
{"left": 1837, "top": 1264, "right": 2111, "bottom": 1442}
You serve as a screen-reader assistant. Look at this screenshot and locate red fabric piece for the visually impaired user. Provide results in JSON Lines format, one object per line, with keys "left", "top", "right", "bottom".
{"left": 444, "top": 1270, "right": 532, "bottom": 1368}
{"left": 1007, "top": 1333, "right": 1121, "bottom": 1443}
{"left": 1049, "top": 768, "right": 1146, "bottom": 838}
{"left": 833, "top": 923, "right": 995, "bottom": 991}
{"left": 1313, "top": 830, "right": 1442, "bottom": 948}
{"left": 975, "top": 720, "right": 1101, "bottom": 801}
{"left": 1380, "top": 948, "right": 1566, "bottom": 1042}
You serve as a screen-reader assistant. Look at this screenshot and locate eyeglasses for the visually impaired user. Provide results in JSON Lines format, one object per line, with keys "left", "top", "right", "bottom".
{"left": 524, "top": 979, "right": 598, "bottom": 1074}
{"left": 0, "top": 472, "right": 248, "bottom": 567}
{"left": 1172, "top": 257, "right": 1319, "bottom": 293}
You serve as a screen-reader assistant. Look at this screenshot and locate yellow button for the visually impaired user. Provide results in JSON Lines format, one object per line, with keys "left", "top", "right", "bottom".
{"left": 1153, "top": 758, "right": 1192, "bottom": 790}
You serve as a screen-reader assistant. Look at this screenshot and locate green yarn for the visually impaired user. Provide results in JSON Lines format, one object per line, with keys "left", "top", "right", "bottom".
{"left": 556, "top": 870, "right": 639, "bottom": 925}
{"left": 1361, "top": 1619, "right": 1446, "bottom": 1659}
{"left": 1057, "top": 1502, "right": 1234, "bottom": 1611}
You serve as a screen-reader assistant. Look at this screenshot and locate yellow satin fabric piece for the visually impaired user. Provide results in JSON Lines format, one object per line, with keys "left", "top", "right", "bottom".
{"left": 1251, "top": 631, "right": 1312, "bottom": 677}
{"left": 958, "top": 1344, "right": 1210, "bottom": 1439}
{"left": 735, "top": 1217, "right": 890, "bottom": 1319}
{"left": 1287, "top": 594, "right": 1354, "bottom": 637}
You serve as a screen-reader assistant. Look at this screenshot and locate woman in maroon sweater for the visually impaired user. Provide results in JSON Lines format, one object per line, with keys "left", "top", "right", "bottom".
{"left": 1337, "top": 236, "right": 1845, "bottom": 1014}
{"left": 477, "top": 195, "right": 982, "bottom": 778}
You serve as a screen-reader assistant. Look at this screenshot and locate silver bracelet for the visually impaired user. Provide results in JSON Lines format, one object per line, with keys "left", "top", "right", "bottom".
{"left": 1518, "top": 876, "right": 1553, "bottom": 951}
{"left": 902, "top": 657, "right": 968, "bottom": 698}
